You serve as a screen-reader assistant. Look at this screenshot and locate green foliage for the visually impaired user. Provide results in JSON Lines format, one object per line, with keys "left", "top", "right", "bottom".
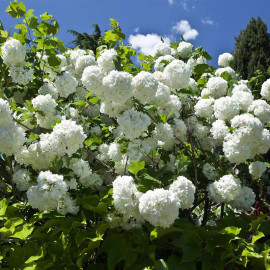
{"left": 233, "top": 16, "right": 270, "bottom": 80}
{"left": 0, "top": 1, "right": 270, "bottom": 269}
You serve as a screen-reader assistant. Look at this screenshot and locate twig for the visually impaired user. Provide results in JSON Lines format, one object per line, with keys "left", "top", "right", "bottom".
{"left": 220, "top": 203, "right": 225, "bottom": 218}
{"left": 202, "top": 197, "right": 211, "bottom": 226}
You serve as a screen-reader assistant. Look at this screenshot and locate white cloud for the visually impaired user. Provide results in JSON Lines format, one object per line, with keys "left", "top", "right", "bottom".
{"left": 134, "top": 27, "right": 140, "bottom": 33}
{"left": 201, "top": 17, "right": 214, "bottom": 25}
{"left": 169, "top": 0, "right": 189, "bottom": 10}
{"left": 128, "top": 34, "right": 170, "bottom": 55}
{"left": 180, "top": 0, "right": 188, "bottom": 10}
{"left": 172, "top": 20, "right": 199, "bottom": 40}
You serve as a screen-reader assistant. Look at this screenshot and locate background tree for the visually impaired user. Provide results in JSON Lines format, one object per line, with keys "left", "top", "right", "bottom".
{"left": 233, "top": 17, "right": 270, "bottom": 79}
{"left": 68, "top": 24, "right": 102, "bottom": 54}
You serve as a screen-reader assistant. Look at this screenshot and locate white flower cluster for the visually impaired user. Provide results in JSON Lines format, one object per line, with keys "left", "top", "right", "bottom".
{"left": 177, "top": 41, "right": 193, "bottom": 59}
{"left": 230, "top": 186, "right": 255, "bottom": 210}
{"left": 27, "top": 171, "right": 78, "bottom": 214}
{"left": 103, "top": 70, "right": 133, "bottom": 103}
{"left": 205, "top": 77, "right": 228, "bottom": 98}
{"left": 0, "top": 99, "right": 25, "bottom": 156}
{"left": 8, "top": 66, "right": 33, "bottom": 86}
{"left": 1, "top": 38, "right": 26, "bottom": 66}
{"left": 223, "top": 114, "right": 270, "bottom": 164}
{"left": 54, "top": 72, "right": 78, "bottom": 98}
{"left": 132, "top": 71, "right": 158, "bottom": 104}
{"left": 169, "top": 176, "right": 196, "bottom": 209}
{"left": 112, "top": 175, "right": 196, "bottom": 228}
{"left": 163, "top": 60, "right": 191, "bottom": 90}
{"left": 117, "top": 109, "right": 151, "bottom": 140}
{"left": 213, "top": 97, "right": 240, "bottom": 121}
{"left": 98, "top": 142, "right": 122, "bottom": 162}
{"left": 218, "top": 53, "right": 234, "bottom": 67}
{"left": 249, "top": 161, "right": 266, "bottom": 178}
{"left": 261, "top": 79, "right": 270, "bottom": 101}
{"left": 97, "top": 49, "right": 117, "bottom": 73}
{"left": 31, "top": 94, "right": 58, "bottom": 129}
{"left": 12, "top": 168, "right": 32, "bottom": 191}
{"left": 70, "top": 158, "right": 102, "bottom": 188}
{"left": 15, "top": 119, "right": 86, "bottom": 170}
{"left": 139, "top": 188, "right": 179, "bottom": 228}
{"left": 202, "top": 163, "right": 218, "bottom": 181}
{"left": 207, "top": 175, "right": 241, "bottom": 204}
{"left": 153, "top": 42, "right": 171, "bottom": 57}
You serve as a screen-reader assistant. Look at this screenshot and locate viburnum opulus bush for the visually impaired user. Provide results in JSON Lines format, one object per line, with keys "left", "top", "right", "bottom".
{"left": 0, "top": 1, "right": 270, "bottom": 269}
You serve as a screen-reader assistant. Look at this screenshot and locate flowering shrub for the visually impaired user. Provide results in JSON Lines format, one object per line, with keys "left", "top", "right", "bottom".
{"left": 0, "top": 1, "right": 270, "bottom": 269}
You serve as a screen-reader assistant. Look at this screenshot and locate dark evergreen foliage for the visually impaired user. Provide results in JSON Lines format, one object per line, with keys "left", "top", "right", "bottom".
{"left": 233, "top": 17, "right": 270, "bottom": 79}
{"left": 67, "top": 24, "right": 102, "bottom": 54}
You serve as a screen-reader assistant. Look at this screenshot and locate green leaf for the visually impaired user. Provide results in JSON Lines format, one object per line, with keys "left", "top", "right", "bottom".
{"left": 156, "top": 259, "right": 168, "bottom": 270}
{"left": 47, "top": 55, "right": 61, "bottom": 67}
{"left": 172, "top": 230, "right": 202, "bottom": 263}
{"left": 84, "top": 134, "right": 102, "bottom": 147}
{"left": 40, "top": 12, "right": 53, "bottom": 21}
{"left": 0, "top": 196, "right": 12, "bottom": 216}
{"left": 137, "top": 173, "right": 162, "bottom": 192}
{"left": 3, "top": 217, "right": 23, "bottom": 233}
{"left": 109, "top": 18, "right": 119, "bottom": 28}
{"left": 194, "top": 64, "right": 209, "bottom": 75}
{"left": 25, "top": 245, "right": 45, "bottom": 263}
{"left": 251, "top": 231, "right": 264, "bottom": 244}
{"left": 12, "top": 223, "right": 34, "bottom": 239}
{"left": 128, "top": 160, "right": 145, "bottom": 176}
{"left": 221, "top": 226, "right": 242, "bottom": 236}
{"left": 6, "top": 0, "right": 26, "bottom": 18}
{"left": 101, "top": 234, "right": 137, "bottom": 270}
{"left": 73, "top": 100, "right": 86, "bottom": 107}
{"left": 150, "top": 227, "right": 182, "bottom": 240}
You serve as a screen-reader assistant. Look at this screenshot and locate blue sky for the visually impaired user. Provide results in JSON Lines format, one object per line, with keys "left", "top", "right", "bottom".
{"left": 1, "top": 0, "right": 270, "bottom": 66}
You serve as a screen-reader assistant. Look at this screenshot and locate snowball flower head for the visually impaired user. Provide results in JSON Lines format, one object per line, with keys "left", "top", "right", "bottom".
{"left": 12, "top": 169, "right": 32, "bottom": 191}
{"left": 113, "top": 176, "right": 142, "bottom": 215}
{"left": 117, "top": 109, "right": 151, "bottom": 140}
{"left": 163, "top": 60, "right": 191, "bottom": 90}
{"left": 202, "top": 163, "right": 219, "bottom": 181}
{"left": 194, "top": 98, "right": 214, "bottom": 119}
{"left": 81, "top": 65, "right": 104, "bottom": 98}
{"left": 154, "top": 55, "right": 175, "bottom": 71}
{"left": 213, "top": 97, "right": 240, "bottom": 121}
{"left": 97, "top": 49, "right": 117, "bottom": 73}
{"left": 75, "top": 55, "right": 96, "bottom": 76}
{"left": 139, "top": 188, "right": 179, "bottom": 228}
{"left": 38, "top": 80, "right": 58, "bottom": 100}
{"left": 8, "top": 66, "right": 33, "bottom": 85}
{"left": 210, "top": 119, "right": 229, "bottom": 145}
{"left": 54, "top": 72, "right": 78, "bottom": 98}
{"left": 51, "top": 119, "right": 86, "bottom": 156}
{"left": 248, "top": 100, "right": 270, "bottom": 124}
{"left": 249, "top": 161, "right": 266, "bottom": 178}
{"left": 153, "top": 42, "right": 171, "bottom": 57}
{"left": 230, "top": 186, "right": 255, "bottom": 210}
{"left": 31, "top": 94, "right": 57, "bottom": 113}
{"left": 207, "top": 175, "right": 241, "bottom": 203}
{"left": 169, "top": 176, "right": 196, "bottom": 209}
{"left": 132, "top": 71, "right": 158, "bottom": 104}
{"left": 218, "top": 53, "right": 234, "bottom": 67}
{"left": 231, "top": 90, "right": 253, "bottom": 111}
{"left": 102, "top": 70, "right": 133, "bottom": 104}
{"left": 215, "top": 67, "right": 236, "bottom": 78}
{"left": 206, "top": 77, "right": 228, "bottom": 98}
{"left": 177, "top": 41, "right": 193, "bottom": 59}
{"left": 261, "top": 78, "right": 270, "bottom": 101}
{"left": 1, "top": 38, "right": 26, "bottom": 66}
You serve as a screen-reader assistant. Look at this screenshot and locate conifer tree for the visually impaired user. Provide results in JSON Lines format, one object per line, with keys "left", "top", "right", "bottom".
{"left": 233, "top": 17, "right": 270, "bottom": 79}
